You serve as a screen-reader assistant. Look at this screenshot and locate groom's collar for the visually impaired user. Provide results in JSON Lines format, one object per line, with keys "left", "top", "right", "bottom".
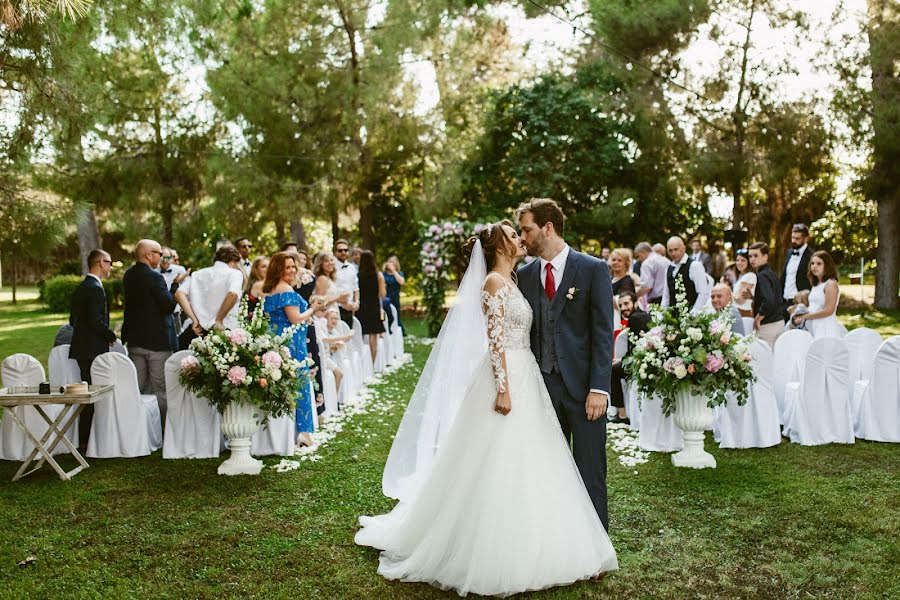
{"left": 540, "top": 244, "right": 570, "bottom": 273}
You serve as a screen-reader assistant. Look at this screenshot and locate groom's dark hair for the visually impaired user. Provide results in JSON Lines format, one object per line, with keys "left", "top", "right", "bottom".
{"left": 515, "top": 198, "right": 565, "bottom": 237}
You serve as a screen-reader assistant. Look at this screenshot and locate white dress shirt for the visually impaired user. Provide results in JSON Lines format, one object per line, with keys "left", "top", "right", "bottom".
{"left": 334, "top": 259, "right": 359, "bottom": 296}
{"left": 662, "top": 254, "right": 711, "bottom": 314}
{"left": 156, "top": 263, "right": 185, "bottom": 287}
{"left": 178, "top": 261, "right": 245, "bottom": 330}
{"left": 783, "top": 243, "right": 807, "bottom": 299}
{"left": 539, "top": 244, "right": 570, "bottom": 291}
{"left": 239, "top": 258, "right": 252, "bottom": 277}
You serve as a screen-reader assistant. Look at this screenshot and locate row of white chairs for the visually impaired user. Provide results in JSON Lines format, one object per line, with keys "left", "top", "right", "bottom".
{"left": 618, "top": 329, "right": 900, "bottom": 450}
{"left": 1, "top": 310, "right": 408, "bottom": 462}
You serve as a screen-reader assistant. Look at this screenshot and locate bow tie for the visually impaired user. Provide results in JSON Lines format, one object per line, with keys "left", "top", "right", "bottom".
{"left": 342, "top": 264, "right": 348, "bottom": 269}
{"left": 161, "top": 269, "right": 172, "bottom": 274}
{"left": 791, "top": 250, "right": 800, "bottom": 256}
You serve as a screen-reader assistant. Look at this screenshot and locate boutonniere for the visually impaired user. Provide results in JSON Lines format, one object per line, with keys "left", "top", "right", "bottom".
{"left": 566, "top": 287, "right": 579, "bottom": 300}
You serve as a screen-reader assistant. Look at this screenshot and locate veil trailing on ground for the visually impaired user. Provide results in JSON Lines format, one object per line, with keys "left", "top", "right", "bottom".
{"left": 382, "top": 240, "right": 488, "bottom": 502}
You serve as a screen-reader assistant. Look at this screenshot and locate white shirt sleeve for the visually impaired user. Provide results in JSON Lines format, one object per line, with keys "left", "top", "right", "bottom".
{"left": 228, "top": 270, "right": 244, "bottom": 296}
{"left": 690, "top": 261, "right": 711, "bottom": 313}
{"left": 661, "top": 268, "right": 670, "bottom": 307}
{"left": 179, "top": 276, "right": 192, "bottom": 296}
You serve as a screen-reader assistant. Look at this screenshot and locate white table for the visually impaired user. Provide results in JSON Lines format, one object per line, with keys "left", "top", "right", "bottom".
{"left": 0, "top": 385, "right": 113, "bottom": 482}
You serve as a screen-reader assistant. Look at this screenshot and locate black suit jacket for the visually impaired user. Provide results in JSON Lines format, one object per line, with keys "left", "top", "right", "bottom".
{"left": 69, "top": 276, "right": 116, "bottom": 362}
{"left": 121, "top": 262, "right": 180, "bottom": 351}
{"left": 623, "top": 309, "right": 652, "bottom": 357}
{"left": 518, "top": 250, "right": 614, "bottom": 401}
{"left": 780, "top": 246, "right": 813, "bottom": 296}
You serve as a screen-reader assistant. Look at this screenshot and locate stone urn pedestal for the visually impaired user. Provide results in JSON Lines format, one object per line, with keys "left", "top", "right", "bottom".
{"left": 218, "top": 401, "right": 263, "bottom": 475}
{"left": 671, "top": 389, "right": 717, "bottom": 469}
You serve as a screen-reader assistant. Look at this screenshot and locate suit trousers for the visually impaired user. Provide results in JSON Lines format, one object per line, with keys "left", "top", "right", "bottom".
{"left": 542, "top": 369, "right": 609, "bottom": 531}
{"left": 129, "top": 346, "right": 172, "bottom": 428}
{"left": 610, "top": 361, "right": 626, "bottom": 409}
{"left": 76, "top": 357, "right": 95, "bottom": 445}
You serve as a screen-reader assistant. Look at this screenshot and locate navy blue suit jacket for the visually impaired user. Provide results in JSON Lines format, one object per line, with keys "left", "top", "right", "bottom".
{"left": 69, "top": 276, "right": 116, "bottom": 362}
{"left": 517, "top": 249, "right": 615, "bottom": 402}
{"left": 121, "top": 262, "right": 179, "bottom": 351}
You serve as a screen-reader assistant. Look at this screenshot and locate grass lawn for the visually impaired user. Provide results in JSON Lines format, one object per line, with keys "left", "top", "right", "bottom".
{"left": 1, "top": 309, "right": 899, "bottom": 598}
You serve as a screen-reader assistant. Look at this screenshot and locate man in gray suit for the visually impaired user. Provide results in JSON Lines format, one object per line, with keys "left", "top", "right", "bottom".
{"left": 710, "top": 284, "right": 745, "bottom": 335}
{"left": 516, "top": 198, "right": 615, "bottom": 531}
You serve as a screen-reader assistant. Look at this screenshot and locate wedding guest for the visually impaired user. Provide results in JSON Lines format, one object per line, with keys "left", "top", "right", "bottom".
{"left": 709, "top": 284, "right": 745, "bottom": 335}
{"left": 333, "top": 239, "right": 360, "bottom": 327}
{"left": 69, "top": 249, "right": 117, "bottom": 446}
{"left": 313, "top": 252, "right": 350, "bottom": 308}
{"left": 122, "top": 239, "right": 188, "bottom": 424}
{"left": 662, "top": 236, "right": 711, "bottom": 315}
{"left": 635, "top": 242, "right": 667, "bottom": 305}
{"left": 287, "top": 252, "right": 325, "bottom": 413}
{"left": 600, "top": 247, "right": 611, "bottom": 261}
{"left": 780, "top": 223, "right": 813, "bottom": 317}
{"left": 652, "top": 243, "right": 666, "bottom": 257}
{"left": 53, "top": 324, "right": 74, "bottom": 347}
{"left": 291, "top": 250, "right": 316, "bottom": 301}
{"left": 785, "top": 290, "right": 810, "bottom": 332}
{"left": 690, "top": 239, "right": 714, "bottom": 276}
{"left": 281, "top": 241, "right": 299, "bottom": 253}
{"left": 157, "top": 247, "right": 186, "bottom": 331}
{"left": 234, "top": 238, "right": 253, "bottom": 276}
{"left": 171, "top": 249, "right": 181, "bottom": 266}
{"left": 174, "top": 245, "right": 245, "bottom": 350}
{"left": 733, "top": 249, "right": 756, "bottom": 334}
{"left": 609, "top": 292, "right": 651, "bottom": 424}
{"left": 311, "top": 302, "right": 344, "bottom": 403}
{"left": 350, "top": 247, "right": 362, "bottom": 267}
{"left": 791, "top": 250, "right": 847, "bottom": 339}
{"left": 262, "top": 252, "right": 324, "bottom": 446}
{"left": 244, "top": 256, "right": 269, "bottom": 317}
{"left": 382, "top": 254, "right": 405, "bottom": 335}
{"left": 609, "top": 248, "right": 638, "bottom": 332}
{"left": 710, "top": 243, "right": 727, "bottom": 281}
{"left": 748, "top": 242, "right": 784, "bottom": 348}
{"left": 215, "top": 238, "right": 233, "bottom": 250}
{"left": 720, "top": 263, "right": 738, "bottom": 289}
{"left": 357, "top": 249, "right": 387, "bottom": 363}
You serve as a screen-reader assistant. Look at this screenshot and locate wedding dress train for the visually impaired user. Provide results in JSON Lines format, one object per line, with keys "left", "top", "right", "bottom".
{"left": 356, "top": 277, "right": 617, "bottom": 596}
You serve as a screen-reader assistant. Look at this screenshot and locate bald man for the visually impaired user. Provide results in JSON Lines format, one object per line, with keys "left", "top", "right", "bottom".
{"left": 662, "top": 236, "right": 711, "bottom": 315}
{"left": 122, "top": 239, "right": 189, "bottom": 426}
{"left": 709, "top": 284, "right": 745, "bottom": 335}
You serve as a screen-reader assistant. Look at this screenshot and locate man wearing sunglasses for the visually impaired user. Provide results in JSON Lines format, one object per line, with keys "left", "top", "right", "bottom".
{"left": 156, "top": 247, "right": 187, "bottom": 332}
{"left": 234, "top": 238, "right": 254, "bottom": 276}
{"left": 333, "top": 239, "right": 360, "bottom": 327}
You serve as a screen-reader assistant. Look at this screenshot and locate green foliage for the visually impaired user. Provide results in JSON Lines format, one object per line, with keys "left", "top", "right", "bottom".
{"left": 812, "top": 191, "right": 878, "bottom": 262}
{"left": 41, "top": 275, "right": 82, "bottom": 313}
{"left": 419, "top": 220, "right": 474, "bottom": 336}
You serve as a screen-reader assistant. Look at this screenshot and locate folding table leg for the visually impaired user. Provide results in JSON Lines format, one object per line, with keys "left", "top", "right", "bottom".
{"left": 33, "top": 405, "right": 89, "bottom": 471}
{"left": 8, "top": 409, "right": 68, "bottom": 482}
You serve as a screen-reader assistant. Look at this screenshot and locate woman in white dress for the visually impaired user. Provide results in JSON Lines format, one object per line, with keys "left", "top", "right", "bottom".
{"left": 313, "top": 253, "right": 350, "bottom": 309}
{"left": 733, "top": 249, "right": 757, "bottom": 335}
{"left": 792, "top": 250, "right": 847, "bottom": 339}
{"left": 356, "top": 221, "right": 618, "bottom": 597}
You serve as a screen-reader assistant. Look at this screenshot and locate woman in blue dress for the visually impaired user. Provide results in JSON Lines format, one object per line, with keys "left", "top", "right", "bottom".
{"left": 382, "top": 254, "right": 405, "bottom": 335}
{"left": 263, "top": 252, "right": 325, "bottom": 447}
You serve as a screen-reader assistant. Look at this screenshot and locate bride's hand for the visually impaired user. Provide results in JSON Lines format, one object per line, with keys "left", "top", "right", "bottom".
{"left": 494, "top": 391, "right": 511, "bottom": 416}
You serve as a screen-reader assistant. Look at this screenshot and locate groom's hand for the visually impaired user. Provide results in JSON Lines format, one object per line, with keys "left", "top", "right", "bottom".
{"left": 585, "top": 392, "right": 608, "bottom": 421}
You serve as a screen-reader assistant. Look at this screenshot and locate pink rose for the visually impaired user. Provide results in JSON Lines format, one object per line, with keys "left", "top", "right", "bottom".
{"left": 262, "top": 351, "right": 283, "bottom": 368}
{"left": 258, "top": 377, "right": 268, "bottom": 388}
{"left": 719, "top": 332, "right": 732, "bottom": 344}
{"left": 228, "top": 328, "right": 250, "bottom": 346}
{"left": 227, "top": 366, "right": 247, "bottom": 385}
{"left": 180, "top": 356, "right": 199, "bottom": 370}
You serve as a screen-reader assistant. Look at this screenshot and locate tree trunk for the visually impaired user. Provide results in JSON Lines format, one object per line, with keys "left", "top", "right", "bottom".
{"left": 290, "top": 220, "right": 307, "bottom": 250}
{"left": 76, "top": 205, "right": 101, "bottom": 275}
{"left": 11, "top": 258, "right": 16, "bottom": 305}
{"left": 275, "top": 217, "right": 286, "bottom": 247}
{"left": 867, "top": 0, "right": 900, "bottom": 309}
{"left": 359, "top": 203, "right": 375, "bottom": 253}
{"left": 330, "top": 205, "right": 340, "bottom": 243}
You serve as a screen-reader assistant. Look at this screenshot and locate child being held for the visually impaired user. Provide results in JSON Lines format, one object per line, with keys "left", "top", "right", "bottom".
{"left": 786, "top": 290, "right": 810, "bottom": 331}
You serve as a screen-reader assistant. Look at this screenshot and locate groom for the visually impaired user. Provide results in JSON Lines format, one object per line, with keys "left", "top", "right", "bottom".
{"left": 516, "top": 198, "right": 614, "bottom": 531}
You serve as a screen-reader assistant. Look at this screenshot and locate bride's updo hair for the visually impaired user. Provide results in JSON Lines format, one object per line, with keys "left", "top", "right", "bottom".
{"left": 464, "top": 219, "right": 517, "bottom": 271}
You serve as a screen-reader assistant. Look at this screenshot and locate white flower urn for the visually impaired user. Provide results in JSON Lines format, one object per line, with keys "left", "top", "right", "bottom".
{"left": 671, "top": 388, "right": 717, "bottom": 469}
{"left": 218, "top": 401, "right": 263, "bottom": 475}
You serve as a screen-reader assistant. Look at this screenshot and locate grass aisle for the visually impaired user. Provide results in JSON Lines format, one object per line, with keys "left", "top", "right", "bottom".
{"left": 1, "top": 331, "right": 898, "bottom": 598}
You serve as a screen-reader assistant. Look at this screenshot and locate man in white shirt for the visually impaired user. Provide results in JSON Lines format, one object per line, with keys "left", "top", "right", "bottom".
{"left": 234, "top": 238, "right": 254, "bottom": 276}
{"left": 333, "top": 238, "right": 360, "bottom": 327}
{"left": 634, "top": 242, "right": 668, "bottom": 305}
{"left": 662, "top": 236, "right": 711, "bottom": 314}
{"left": 780, "top": 223, "right": 813, "bottom": 310}
{"left": 174, "top": 245, "right": 245, "bottom": 349}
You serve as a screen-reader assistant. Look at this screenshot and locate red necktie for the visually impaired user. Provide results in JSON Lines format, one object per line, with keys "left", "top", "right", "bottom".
{"left": 545, "top": 262, "right": 556, "bottom": 301}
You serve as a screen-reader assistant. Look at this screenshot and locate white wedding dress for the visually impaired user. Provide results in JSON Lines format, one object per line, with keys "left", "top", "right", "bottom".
{"left": 356, "top": 275, "right": 618, "bottom": 597}
{"left": 806, "top": 281, "right": 847, "bottom": 339}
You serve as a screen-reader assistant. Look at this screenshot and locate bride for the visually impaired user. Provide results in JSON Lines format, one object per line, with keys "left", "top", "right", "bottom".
{"left": 355, "top": 220, "right": 617, "bottom": 596}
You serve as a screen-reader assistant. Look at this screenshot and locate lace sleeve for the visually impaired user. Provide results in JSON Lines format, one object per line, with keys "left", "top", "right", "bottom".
{"left": 482, "top": 279, "right": 510, "bottom": 393}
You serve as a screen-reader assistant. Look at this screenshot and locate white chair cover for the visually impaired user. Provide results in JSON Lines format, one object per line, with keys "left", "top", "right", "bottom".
{"left": 87, "top": 352, "right": 162, "bottom": 458}
{"left": 773, "top": 329, "right": 812, "bottom": 423}
{"left": 844, "top": 327, "right": 884, "bottom": 427}
{"left": 48, "top": 344, "right": 83, "bottom": 450}
{"left": 162, "top": 350, "right": 223, "bottom": 459}
{"left": 352, "top": 316, "right": 375, "bottom": 382}
{"left": 318, "top": 341, "right": 339, "bottom": 417}
{"left": 854, "top": 336, "right": 900, "bottom": 442}
{"left": 0, "top": 354, "right": 55, "bottom": 461}
{"left": 613, "top": 333, "right": 628, "bottom": 360}
{"left": 372, "top": 333, "right": 388, "bottom": 373}
{"left": 715, "top": 340, "right": 782, "bottom": 448}
{"left": 250, "top": 413, "right": 295, "bottom": 456}
{"left": 637, "top": 393, "right": 683, "bottom": 452}
{"left": 381, "top": 309, "right": 395, "bottom": 365}
{"left": 110, "top": 341, "right": 128, "bottom": 356}
{"left": 388, "top": 304, "right": 404, "bottom": 359}
{"left": 782, "top": 337, "right": 853, "bottom": 445}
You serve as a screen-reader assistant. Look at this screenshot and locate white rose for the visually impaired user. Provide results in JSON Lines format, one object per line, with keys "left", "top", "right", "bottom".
{"left": 674, "top": 365, "right": 688, "bottom": 379}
